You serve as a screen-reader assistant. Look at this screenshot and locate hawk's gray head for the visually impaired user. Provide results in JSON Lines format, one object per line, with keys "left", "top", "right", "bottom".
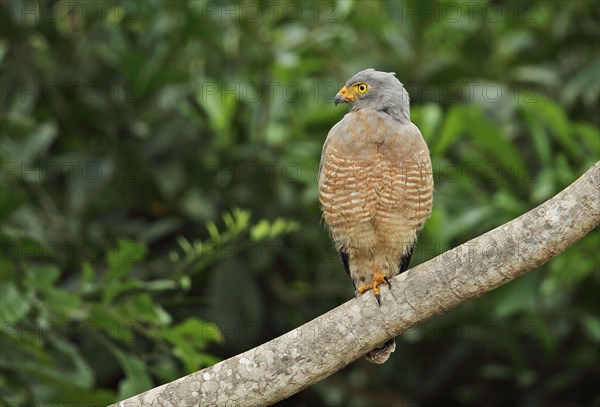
{"left": 334, "top": 68, "right": 410, "bottom": 123}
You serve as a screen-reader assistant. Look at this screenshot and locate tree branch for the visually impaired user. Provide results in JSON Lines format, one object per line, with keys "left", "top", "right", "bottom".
{"left": 111, "top": 162, "right": 600, "bottom": 407}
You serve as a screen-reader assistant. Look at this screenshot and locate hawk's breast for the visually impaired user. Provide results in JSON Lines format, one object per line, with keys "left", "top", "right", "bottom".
{"left": 319, "top": 111, "right": 433, "bottom": 254}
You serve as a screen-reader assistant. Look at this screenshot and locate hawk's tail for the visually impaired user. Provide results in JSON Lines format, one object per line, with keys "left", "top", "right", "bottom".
{"left": 365, "top": 338, "right": 396, "bottom": 364}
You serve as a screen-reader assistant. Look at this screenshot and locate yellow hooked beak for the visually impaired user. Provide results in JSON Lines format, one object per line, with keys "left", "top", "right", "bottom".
{"left": 334, "top": 85, "right": 358, "bottom": 106}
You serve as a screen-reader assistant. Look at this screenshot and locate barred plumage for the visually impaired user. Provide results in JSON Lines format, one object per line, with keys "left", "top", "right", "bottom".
{"left": 318, "top": 69, "right": 433, "bottom": 364}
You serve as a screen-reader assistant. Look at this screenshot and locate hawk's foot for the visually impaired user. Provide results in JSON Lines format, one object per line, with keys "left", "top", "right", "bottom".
{"left": 356, "top": 268, "right": 390, "bottom": 306}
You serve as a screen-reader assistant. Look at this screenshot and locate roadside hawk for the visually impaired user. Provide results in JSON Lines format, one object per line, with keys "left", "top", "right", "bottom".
{"left": 318, "top": 69, "right": 433, "bottom": 364}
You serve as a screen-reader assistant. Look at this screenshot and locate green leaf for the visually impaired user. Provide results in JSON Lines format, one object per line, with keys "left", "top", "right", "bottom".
{"left": 19, "top": 122, "right": 57, "bottom": 166}
{"left": 250, "top": 219, "right": 270, "bottom": 241}
{"left": 81, "top": 261, "right": 95, "bottom": 293}
{"left": 103, "top": 279, "right": 145, "bottom": 304}
{"left": 531, "top": 168, "right": 556, "bottom": 203}
{"left": 432, "top": 105, "right": 464, "bottom": 156}
{"left": 0, "top": 284, "right": 31, "bottom": 324}
{"left": 269, "top": 218, "right": 300, "bottom": 237}
{"left": 520, "top": 105, "right": 551, "bottom": 166}
{"left": 143, "top": 279, "right": 179, "bottom": 292}
{"left": 231, "top": 208, "right": 251, "bottom": 231}
{"left": 161, "top": 318, "right": 222, "bottom": 372}
{"left": 48, "top": 338, "right": 95, "bottom": 388}
{"left": 164, "top": 317, "right": 222, "bottom": 344}
{"left": 573, "top": 123, "right": 600, "bottom": 157}
{"left": 206, "top": 221, "right": 221, "bottom": 242}
{"left": 269, "top": 218, "right": 288, "bottom": 237}
{"left": 480, "top": 364, "right": 512, "bottom": 380}
{"left": 412, "top": 103, "right": 443, "bottom": 143}
{"left": 523, "top": 96, "right": 581, "bottom": 160}
{"left": 44, "top": 288, "right": 83, "bottom": 319}
{"left": 111, "top": 349, "right": 153, "bottom": 400}
{"left": 118, "top": 294, "right": 172, "bottom": 326}
{"left": 105, "top": 240, "right": 147, "bottom": 283}
{"left": 176, "top": 235, "right": 194, "bottom": 254}
{"left": 88, "top": 307, "right": 134, "bottom": 343}
{"left": 442, "top": 206, "right": 492, "bottom": 242}
{"left": 49, "top": 388, "right": 115, "bottom": 406}
{"left": 523, "top": 313, "right": 556, "bottom": 354}
{"left": 462, "top": 105, "right": 525, "bottom": 175}
{"left": 0, "top": 181, "right": 25, "bottom": 220}
{"left": 2, "top": 336, "right": 95, "bottom": 389}
{"left": 27, "top": 265, "right": 61, "bottom": 291}
{"left": 493, "top": 273, "right": 538, "bottom": 319}
{"left": 198, "top": 87, "right": 237, "bottom": 145}
{"left": 579, "top": 314, "right": 600, "bottom": 344}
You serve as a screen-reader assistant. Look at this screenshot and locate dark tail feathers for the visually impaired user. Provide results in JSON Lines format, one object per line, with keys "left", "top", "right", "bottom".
{"left": 365, "top": 338, "right": 396, "bottom": 364}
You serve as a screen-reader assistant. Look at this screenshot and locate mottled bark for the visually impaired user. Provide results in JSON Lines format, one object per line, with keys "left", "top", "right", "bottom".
{"left": 111, "top": 162, "right": 599, "bottom": 407}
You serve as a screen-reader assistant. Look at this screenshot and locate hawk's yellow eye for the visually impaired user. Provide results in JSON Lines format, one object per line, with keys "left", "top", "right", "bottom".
{"left": 356, "top": 83, "right": 368, "bottom": 94}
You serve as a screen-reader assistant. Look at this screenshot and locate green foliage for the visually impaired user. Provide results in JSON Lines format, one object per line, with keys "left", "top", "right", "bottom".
{"left": 1, "top": 0, "right": 598, "bottom": 406}
{"left": 0, "top": 216, "right": 295, "bottom": 405}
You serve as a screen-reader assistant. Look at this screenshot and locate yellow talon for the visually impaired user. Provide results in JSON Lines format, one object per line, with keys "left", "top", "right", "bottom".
{"left": 356, "top": 268, "right": 389, "bottom": 306}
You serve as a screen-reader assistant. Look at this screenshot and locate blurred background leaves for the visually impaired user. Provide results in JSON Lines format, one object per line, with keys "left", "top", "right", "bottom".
{"left": 1, "top": 0, "right": 598, "bottom": 406}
